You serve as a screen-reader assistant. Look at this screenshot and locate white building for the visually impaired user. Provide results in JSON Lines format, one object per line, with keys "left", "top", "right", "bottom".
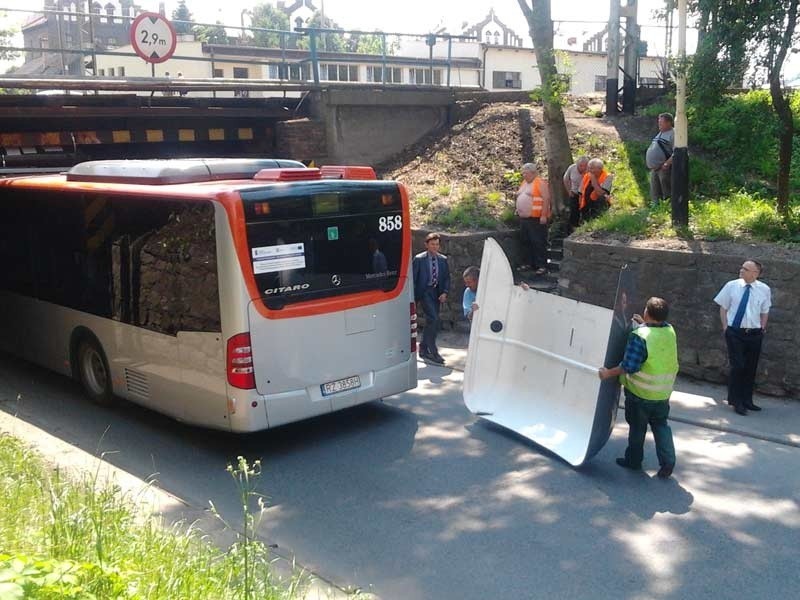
{"left": 94, "top": 6, "right": 666, "bottom": 97}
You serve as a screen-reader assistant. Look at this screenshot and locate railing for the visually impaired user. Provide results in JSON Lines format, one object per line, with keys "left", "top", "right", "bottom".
{"left": 0, "top": 6, "right": 478, "bottom": 92}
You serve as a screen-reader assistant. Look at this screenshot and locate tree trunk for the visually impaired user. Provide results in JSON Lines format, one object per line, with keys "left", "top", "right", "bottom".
{"left": 517, "top": 0, "right": 573, "bottom": 216}
{"left": 768, "top": 0, "right": 798, "bottom": 216}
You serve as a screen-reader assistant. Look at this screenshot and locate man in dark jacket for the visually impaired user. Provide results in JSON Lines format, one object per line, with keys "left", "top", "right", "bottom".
{"left": 412, "top": 232, "right": 450, "bottom": 365}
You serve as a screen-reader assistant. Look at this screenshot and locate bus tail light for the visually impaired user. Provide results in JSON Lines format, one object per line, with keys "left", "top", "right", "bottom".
{"left": 320, "top": 166, "right": 377, "bottom": 180}
{"left": 410, "top": 302, "right": 418, "bottom": 353}
{"left": 227, "top": 333, "right": 256, "bottom": 389}
{"left": 254, "top": 168, "right": 322, "bottom": 182}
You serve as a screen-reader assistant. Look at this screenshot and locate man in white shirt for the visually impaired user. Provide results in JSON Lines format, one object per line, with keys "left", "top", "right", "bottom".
{"left": 645, "top": 113, "right": 674, "bottom": 205}
{"left": 713, "top": 260, "right": 771, "bottom": 415}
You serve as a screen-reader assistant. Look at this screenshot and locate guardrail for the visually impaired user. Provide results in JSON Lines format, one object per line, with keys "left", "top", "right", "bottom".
{"left": 0, "top": 6, "right": 477, "bottom": 91}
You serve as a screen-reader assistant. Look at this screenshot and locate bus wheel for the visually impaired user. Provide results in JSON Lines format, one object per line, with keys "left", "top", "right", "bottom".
{"left": 77, "top": 337, "right": 113, "bottom": 405}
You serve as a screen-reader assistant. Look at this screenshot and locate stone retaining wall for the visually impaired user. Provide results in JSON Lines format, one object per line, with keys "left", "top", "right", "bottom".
{"left": 558, "top": 237, "right": 799, "bottom": 397}
{"left": 412, "top": 229, "right": 525, "bottom": 331}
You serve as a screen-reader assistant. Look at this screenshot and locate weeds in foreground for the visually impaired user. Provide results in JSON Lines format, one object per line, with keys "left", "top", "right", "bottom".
{"left": 0, "top": 434, "right": 307, "bottom": 599}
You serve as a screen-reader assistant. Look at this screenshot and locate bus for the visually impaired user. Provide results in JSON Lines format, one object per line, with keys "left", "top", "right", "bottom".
{"left": 0, "top": 159, "right": 418, "bottom": 432}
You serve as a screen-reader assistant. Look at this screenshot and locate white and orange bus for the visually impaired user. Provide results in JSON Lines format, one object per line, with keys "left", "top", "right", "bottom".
{"left": 0, "top": 159, "right": 417, "bottom": 432}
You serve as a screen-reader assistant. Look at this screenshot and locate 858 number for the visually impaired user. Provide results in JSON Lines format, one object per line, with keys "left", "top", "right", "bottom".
{"left": 378, "top": 215, "right": 403, "bottom": 232}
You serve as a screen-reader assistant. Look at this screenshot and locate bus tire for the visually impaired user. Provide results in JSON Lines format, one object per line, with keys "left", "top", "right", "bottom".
{"left": 76, "top": 336, "right": 114, "bottom": 405}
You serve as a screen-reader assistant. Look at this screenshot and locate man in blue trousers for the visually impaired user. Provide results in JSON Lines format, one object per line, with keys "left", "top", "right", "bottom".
{"left": 413, "top": 232, "right": 450, "bottom": 365}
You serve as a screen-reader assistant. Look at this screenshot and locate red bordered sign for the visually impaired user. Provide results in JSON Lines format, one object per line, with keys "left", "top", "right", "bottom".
{"left": 130, "top": 12, "right": 177, "bottom": 64}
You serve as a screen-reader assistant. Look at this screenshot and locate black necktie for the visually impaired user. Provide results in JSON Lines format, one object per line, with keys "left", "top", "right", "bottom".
{"left": 431, "top": 256, "right": 438, "bottom": 287}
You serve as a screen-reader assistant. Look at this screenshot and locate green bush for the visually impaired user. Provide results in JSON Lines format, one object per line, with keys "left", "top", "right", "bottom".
{"left": 485, "top": 191, "right": 504, "bottom": 206}
{"left": 416, "top": 195, "right": 433, "bottom": 210}
{"left": 435, "top": 192, "right": 498, "bottom": 230}
{"left": 689, "top": 90, "right": 787, "bottom": 185}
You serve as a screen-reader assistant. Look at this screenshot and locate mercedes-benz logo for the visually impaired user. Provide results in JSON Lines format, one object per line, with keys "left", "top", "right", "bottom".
{"left": 331, "top": 274, "right": 342, "bottom": 286}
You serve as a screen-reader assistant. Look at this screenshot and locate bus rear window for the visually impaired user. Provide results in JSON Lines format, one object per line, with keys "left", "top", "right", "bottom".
{"left": 242, "top": 182, "right": 404, "bottom": 309}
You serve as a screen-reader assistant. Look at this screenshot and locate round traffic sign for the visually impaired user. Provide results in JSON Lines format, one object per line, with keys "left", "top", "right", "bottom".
{"left": 130, "top": 12, "right": 177, "bottom": 64}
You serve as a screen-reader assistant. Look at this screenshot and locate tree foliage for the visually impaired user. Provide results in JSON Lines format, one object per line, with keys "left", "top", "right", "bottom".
{"left": 684, "top": 0, "right": 799, "bottom": 215}
{"left": 295, "top": 12, "right": 345, "bottom": 52}
{"left": 1, "top": 26, "right": 18, "bottom": 61}
{"left": 171, "top": 0, "right": 194, "bottom": 35}
{"left": 194, "top": 22, "right": 228, "bottom": 45}
{"left": 249, "top": 2, "right": 291, "bottom": 48}
{"left": 686, "top": 1, "right": 750, "bottom": 109}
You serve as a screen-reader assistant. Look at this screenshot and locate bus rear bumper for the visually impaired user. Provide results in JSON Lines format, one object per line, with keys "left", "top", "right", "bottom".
{"left": 229, "top": 358, "right": 417, "bottom": 432}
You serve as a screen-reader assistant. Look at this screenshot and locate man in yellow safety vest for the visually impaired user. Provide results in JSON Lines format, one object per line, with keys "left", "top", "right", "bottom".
{"left": 599, "top": 296, "right": 679, "bottom": 478}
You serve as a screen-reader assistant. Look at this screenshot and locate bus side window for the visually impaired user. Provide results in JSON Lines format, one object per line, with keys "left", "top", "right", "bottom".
{"left": 0, "top": 190, "right": 37, "bottom": 297}
{"left": 111, "top": 198, "right": 220, "bottom": 335}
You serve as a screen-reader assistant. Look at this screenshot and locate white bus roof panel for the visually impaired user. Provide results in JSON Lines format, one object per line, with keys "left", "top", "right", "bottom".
{"left": 464, "top": 238, "right": 622, "bottom": 466}
{"left": 66, "top": 158, "right": 306, "bottom": 184}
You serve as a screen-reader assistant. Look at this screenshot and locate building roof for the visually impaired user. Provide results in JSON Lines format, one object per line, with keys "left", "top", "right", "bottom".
{"left": 462, "top": 8, "right": 523, "bottom": 47}
{"left": 278, "top": 0, "right": 318, "bottom": 15}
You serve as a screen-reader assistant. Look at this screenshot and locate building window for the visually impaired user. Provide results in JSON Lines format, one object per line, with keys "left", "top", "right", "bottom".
{"left": 107, "top": 37, "right": 117, "bottom": 48}
{"left": 118, "top": 66, "right": 125, "bottom": 77}
{"left": 409, "top": 68, "right": 442, "bottom": 86}
{"left": 268, "top": 64, "right": 309, "bottom": 81}
{"left": 64, "top": 34, "right": 74, "bottom": 47}
{"left": 321, "top": 64, "right": 359, "bottom": 82}
{"left": 640, "top": 77, "right": 661, "bottom": 88}
{"left": 594, "top": 75, "right": 607, "bottom": 92}
{"left": 98, "top": 68, "right": 105, "bottom": 76}
{"left": 492, "top": 71, "right": 521, "bottom": 89}
{"left": 485, "top": 31, "right": 491, "bottom": 43}
{"left": 108, "top": 67, "right": 115, "bottom": 76}
{"left": 213, "top": 68, "right": 224, "bottom": 78}
{"left": 234, "top": 67, "right": 249, "bottom": 97}
{"left": 366, "top": 66, "right": 402, "bottom": 83}
{"left": 494, "top": 32, "right": 500, "bottom": 45}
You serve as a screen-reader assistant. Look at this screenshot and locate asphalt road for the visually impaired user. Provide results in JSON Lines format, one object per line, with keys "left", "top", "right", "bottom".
{"left": 1, "top": 353, "right": 798, "bottom": 600}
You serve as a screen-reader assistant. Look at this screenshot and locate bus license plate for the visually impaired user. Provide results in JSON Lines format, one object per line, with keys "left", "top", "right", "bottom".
{"left": 321, "top": 375, "right": 361, "bottom": 396}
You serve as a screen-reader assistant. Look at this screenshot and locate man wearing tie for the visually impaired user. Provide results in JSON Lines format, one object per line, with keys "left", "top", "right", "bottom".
{"left": 714, "top": 260, "right": 772, "bottom": 415}
{"left": 412, "top": 232, "right": 450, "bottom": 365}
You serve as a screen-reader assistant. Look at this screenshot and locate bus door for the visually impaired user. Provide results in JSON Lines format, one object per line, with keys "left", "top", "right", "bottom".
{"left": 463, "top": 238, "right": 622, "bottom": 466}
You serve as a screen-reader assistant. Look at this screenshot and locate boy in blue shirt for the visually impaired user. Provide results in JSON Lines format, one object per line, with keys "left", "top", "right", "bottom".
{"left": 462, "top": 266, "right": 480, "bottom": 322}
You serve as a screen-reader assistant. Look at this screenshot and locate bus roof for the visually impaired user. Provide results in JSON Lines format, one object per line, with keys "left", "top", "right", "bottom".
{"left": 66, "top": 158, "right": 307, "bottom": 185}
{"left": 0, "top": 159, "right": 384, "bottom": 199}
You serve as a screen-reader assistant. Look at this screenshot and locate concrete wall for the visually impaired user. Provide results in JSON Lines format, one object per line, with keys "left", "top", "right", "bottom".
{"left": 558, "top": 237, "right": 799, "bottom": 397}
{"left": 313, "top": 88, "right": 456, "bottom": 165}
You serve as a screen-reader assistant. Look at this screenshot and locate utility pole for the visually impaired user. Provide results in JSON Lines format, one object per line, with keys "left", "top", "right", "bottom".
{"left": 605, "top": 0, "right": 621, "bottom": 115}
{"left": 671, "top": 0, "right": 689, "bottom": 226}
{"left": 621, "top": 0, "right": 638, "bottom": 114}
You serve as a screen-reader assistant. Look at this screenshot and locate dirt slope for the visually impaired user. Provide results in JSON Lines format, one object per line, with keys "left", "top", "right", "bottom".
{"left": 378, "top": 99, "right": 654, "bottom": 231}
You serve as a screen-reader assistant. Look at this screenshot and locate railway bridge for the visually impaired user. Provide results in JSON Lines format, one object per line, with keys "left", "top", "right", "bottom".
{"left": 0, "top": 79, "right": 522, "bottom": 172}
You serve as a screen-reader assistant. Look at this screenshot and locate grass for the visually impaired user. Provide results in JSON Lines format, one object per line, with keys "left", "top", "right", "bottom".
{"left": 580, "top": 192, "right": 800, "bottom": 243}
{"left": 0, "top": 433, "right": 308, "bottom": 600}
{"left": 433, "top": 191, "right": 504, "bottom": 231}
